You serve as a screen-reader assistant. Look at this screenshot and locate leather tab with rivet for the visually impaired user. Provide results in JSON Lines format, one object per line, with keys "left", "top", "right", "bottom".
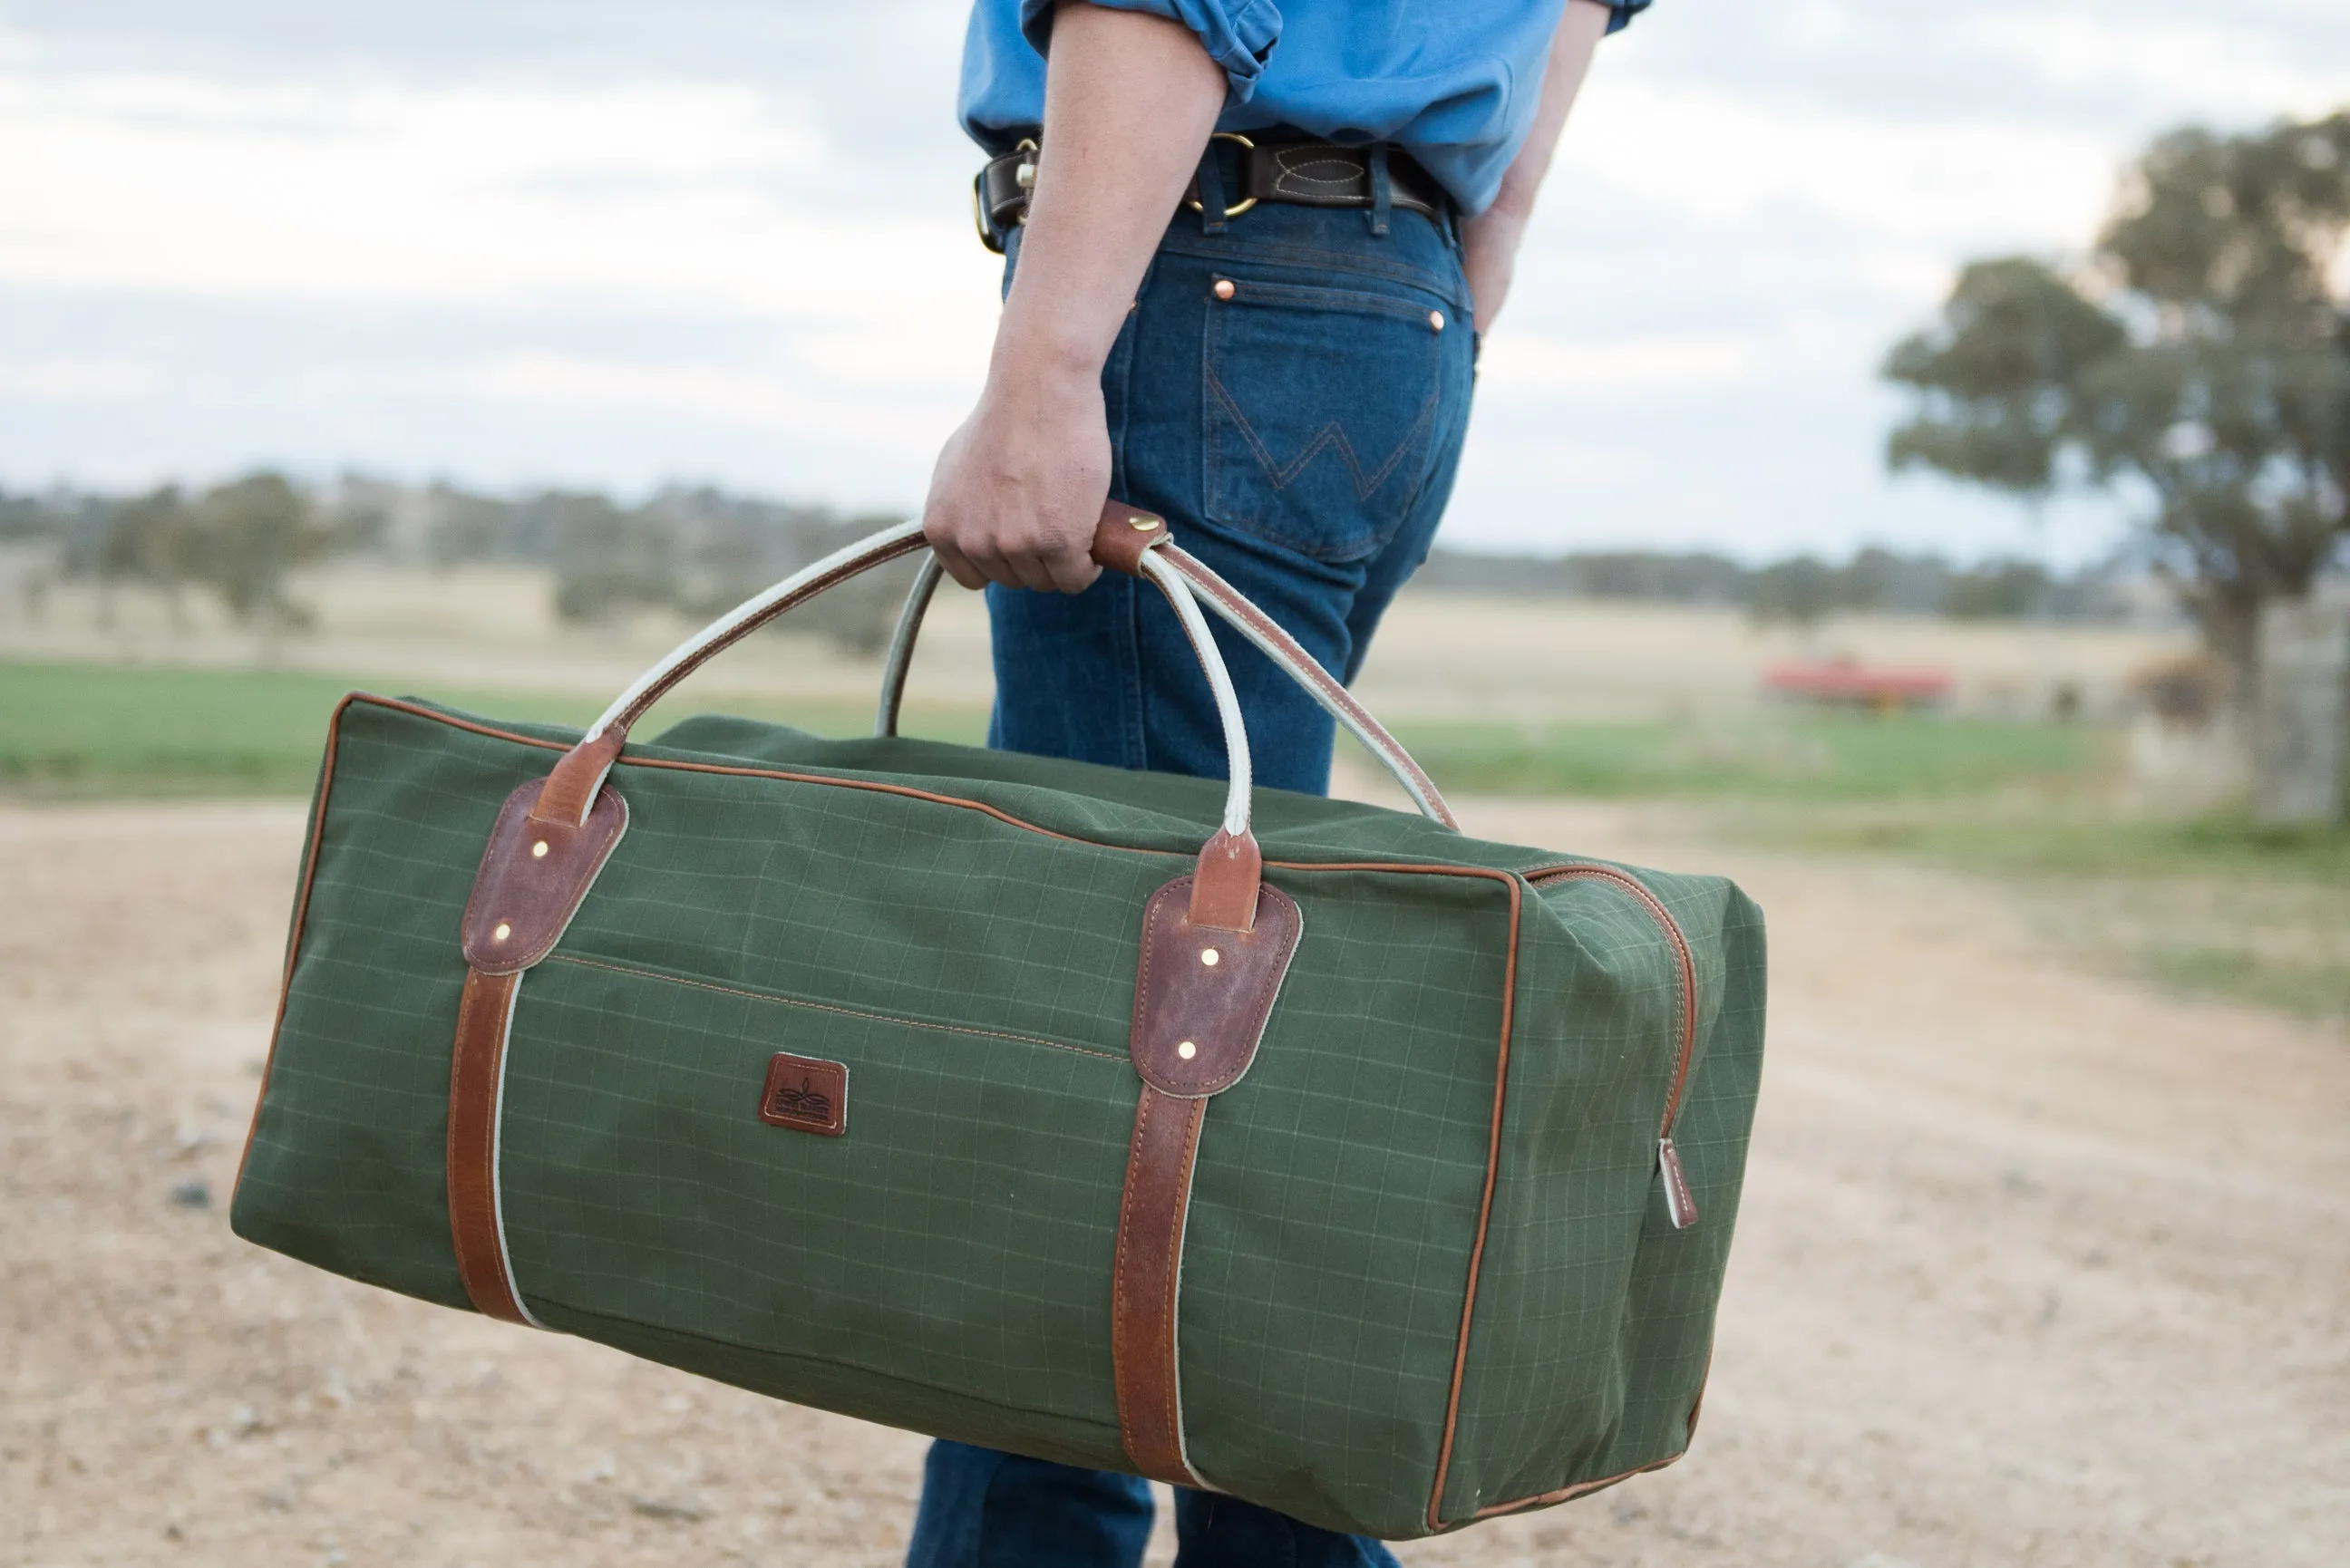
{"left": 461, "top": 777, "right": 629, "bottom": 973}
{"left": 1091, "top": 498, "right": 1170, "bottom": 577}
{"left": 1129, "top": 874, "right": 1300, "bottom": 1098}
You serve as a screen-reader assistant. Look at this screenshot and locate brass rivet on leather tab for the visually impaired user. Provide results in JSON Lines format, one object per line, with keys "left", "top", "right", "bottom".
{"left": 492, "top": 922, "right": 511, "bottom": 943}
{"left": 1212, "top": 279, "right": 1235, "bottom": 301}
{"left": 1199, "top": 947, "right": 1219, "bottom": 967}
{"left": 1129, "top": 516, "right": 1160, "bottom": 532}
{"left": 1177, "top": 1040, "right": 1197, "bottom": 1060}
{"left": 531, "top": 839, "right": 549, "bottom": 859}
{"left": 1429, "top": 309, "right": 1445, "bottom": 332}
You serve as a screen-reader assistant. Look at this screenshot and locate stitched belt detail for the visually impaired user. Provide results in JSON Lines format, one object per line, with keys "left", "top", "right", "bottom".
{"left": 976, "top": 138, "right": 1448, "bottom": 254}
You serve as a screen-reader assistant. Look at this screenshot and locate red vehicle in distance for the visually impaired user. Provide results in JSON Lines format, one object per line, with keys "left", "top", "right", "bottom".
{"left": 1762, "top": 657, "right": 1954, "bottom": 712}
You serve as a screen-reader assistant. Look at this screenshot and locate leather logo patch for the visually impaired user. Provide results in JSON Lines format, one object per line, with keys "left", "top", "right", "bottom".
{"left": 759, "top": 1052, "right": 847, "bottom": 1137}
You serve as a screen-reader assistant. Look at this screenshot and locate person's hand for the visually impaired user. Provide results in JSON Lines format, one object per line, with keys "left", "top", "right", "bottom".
{"left": 1460, "top": 208, "right": 1528, "bottom": 333}
{"left": 922, "top": 344, "right": 1109, "bottom": 594}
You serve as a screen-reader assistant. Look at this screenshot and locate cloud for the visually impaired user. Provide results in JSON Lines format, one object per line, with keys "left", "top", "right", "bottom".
{"left": 1478, "top": 333, "right": 1760, "bottom": 393}
{"left": 0, "top": 57, "right": 998, "bottom": 341}
{"left": 442, "top": 353, "right": 947, "bottom": 442}
{"left": 1562, "top": 77, "right": 2115, "bottom": 252}
{"left": 0, "top": 356, "right": 163, "bottom": 399}
{"left": 1965, "top": 14, "right": 2350, "bottom": 121}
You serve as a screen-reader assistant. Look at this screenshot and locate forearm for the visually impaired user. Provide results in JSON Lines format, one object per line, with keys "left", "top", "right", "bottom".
{"left": 993, "top": 3, "right": 1226, "bottom": 382}
{"left": 1460, "top": 0, "right": 1612, "bottom": 329}
{"left": 921, "top": 2, "right": 1223, "bottom": 593}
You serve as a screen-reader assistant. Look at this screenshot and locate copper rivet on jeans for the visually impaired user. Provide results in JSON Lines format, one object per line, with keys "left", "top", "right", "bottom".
{"left": 492, "top": 922, "right": 511, "bottom": 943}
{"left": 1213, "top": 279, "right": 1236, "bottom": 301}
{"left": 1429, "top": 309, "right": 1445, "bottom": 332}
{"left": 530, "top": 839, "right": 549, "bottom": 859}
{"left": 1199, "top": 948, "right": 1220, "bottom": 967}
{"left": 1177, "top": 1040, "right": 1198, "bottom": 1060}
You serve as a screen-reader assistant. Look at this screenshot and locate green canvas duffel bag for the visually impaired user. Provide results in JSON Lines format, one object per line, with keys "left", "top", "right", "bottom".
{"left": 231, "top": 505, "right": 1766, "bottom": 1539}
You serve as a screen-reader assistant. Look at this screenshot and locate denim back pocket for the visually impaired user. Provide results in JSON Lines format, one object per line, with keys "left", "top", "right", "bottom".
{"left": 1203, "top": 274, "right": 1452, "bottom": 564}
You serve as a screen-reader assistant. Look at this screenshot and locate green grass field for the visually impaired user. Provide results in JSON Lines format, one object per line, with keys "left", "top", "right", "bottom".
{"left": 0, "top": 660, "right": 986, "bottom": 797}
{"left": 1758, "top": 800, "right": 2350, "bottom": 1026}
{"left": 1389, "top": 711, "right": 2112, "bottom": 804}
{"left": 5, "top": 658, "right": 2119, "bottom": 805}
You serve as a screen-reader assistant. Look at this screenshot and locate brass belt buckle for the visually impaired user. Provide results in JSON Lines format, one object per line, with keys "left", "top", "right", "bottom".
{"left": 1183, "top": 131, "right": 1258, "bottom": 218}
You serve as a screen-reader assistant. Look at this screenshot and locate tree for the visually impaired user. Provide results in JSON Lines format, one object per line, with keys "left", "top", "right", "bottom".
{"left": 95, "top": 486, "right": 199, "bottom": 630}
{"left": 1885, "top": 112, "right": 2350, "bottom": 688}
{"left": 190, "top": 472, "right": 329, "bottom": 640}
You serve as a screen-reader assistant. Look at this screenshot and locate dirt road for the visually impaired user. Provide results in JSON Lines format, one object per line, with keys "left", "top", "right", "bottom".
{"left": 4, "top": 802, "right": 2343, "bottom": 1567}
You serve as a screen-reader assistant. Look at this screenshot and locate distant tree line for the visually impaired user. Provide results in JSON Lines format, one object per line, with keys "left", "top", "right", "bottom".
{"left": 1412, "top": 542, "right": 2141, "bottom": 625}
{"left": 0, "top": 477, "right": 915, "bottom": 653}
{"left": 2, "top": 474, "right": 2158, "bottom": 649}
{"left": 1, "top": 473, "right": 341, "bottom": 639}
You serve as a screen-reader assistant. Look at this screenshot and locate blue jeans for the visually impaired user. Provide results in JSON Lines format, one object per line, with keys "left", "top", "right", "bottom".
{"left": 908, "top": 197, "right": 1475, "bottom": 1568}
{"left": 983, "top": 196, "right": 1478, "bottom": 797}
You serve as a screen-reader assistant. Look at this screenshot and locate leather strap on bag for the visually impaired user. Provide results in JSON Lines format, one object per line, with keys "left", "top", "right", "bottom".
{"left": 1110, "top": 871, "right": 1302, "bottom": 1486}
{"left": 1112, "top": 1084, "right": 1209, "bottom": 1483}
{"left": 445, "top": 776, "right": 629, "bottom": 1323}
{"left": 447, "top": 967, "right": 530, "bottom": 1323}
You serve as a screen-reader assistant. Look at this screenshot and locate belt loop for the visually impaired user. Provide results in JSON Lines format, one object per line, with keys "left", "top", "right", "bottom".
{"left": 1366, "top": 143, "right": 1393, "bottom": 237}
{"left": 1193, "top": 142, "right": 1228, "bottom": 237}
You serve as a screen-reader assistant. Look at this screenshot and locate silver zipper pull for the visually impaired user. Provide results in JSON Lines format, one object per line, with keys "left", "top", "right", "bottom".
{"left": 1658, "top": 1137, "right": 1699, "bottom": 1230}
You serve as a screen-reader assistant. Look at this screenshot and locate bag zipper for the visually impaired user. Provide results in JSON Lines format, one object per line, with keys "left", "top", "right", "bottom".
{"left": 1525, "top": 864, "right": 1702, "bottom": 1229}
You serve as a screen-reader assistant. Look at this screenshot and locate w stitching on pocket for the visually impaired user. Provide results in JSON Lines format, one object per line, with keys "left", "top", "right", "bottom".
{"left": 1200, "top": 272, "right": 1455, "bottom": 561}
{"left": 1207, "top": 363, "right": 1442, "bottom": 502}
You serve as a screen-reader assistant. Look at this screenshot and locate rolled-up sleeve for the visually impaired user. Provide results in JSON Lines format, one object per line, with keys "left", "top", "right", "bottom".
{"left": 1020, "top": 0, "right": 1282, "bottom": 102}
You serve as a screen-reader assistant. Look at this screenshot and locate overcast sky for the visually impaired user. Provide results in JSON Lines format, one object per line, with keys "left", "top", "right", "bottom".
{"left": 4, "top": 0, "right": 2347, "bottom": 562}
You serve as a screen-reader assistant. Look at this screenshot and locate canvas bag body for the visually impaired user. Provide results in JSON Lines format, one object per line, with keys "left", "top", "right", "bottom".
{"left": 232, "top": 519, "right": 1765, "bottom": 1540}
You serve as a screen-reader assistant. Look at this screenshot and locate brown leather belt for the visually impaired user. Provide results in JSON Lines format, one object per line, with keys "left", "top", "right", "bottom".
{"left": 975, "top": 132, "right": 1451, "bottom": 254}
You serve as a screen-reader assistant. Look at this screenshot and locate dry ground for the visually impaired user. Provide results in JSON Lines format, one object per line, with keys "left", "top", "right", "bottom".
{"left": 4, "top": 800, "right": 2345, "bottom": 1568}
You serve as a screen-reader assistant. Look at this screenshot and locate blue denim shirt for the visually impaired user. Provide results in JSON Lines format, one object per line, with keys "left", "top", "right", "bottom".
{"left": 958, "top": 0, "right": 1651, "bottom": 216}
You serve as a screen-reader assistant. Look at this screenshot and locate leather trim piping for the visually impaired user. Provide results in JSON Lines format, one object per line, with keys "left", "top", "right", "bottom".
{"left": 1418, "top": 868, "right": 1522, "bottom": 1532}
{"left": 1463, "top": 1450, "right": 1686, "bottom": 1524}
{"left": 1527, "top": 864, "right": 1699, "bottom": 1140}
{"left": 1436, "top": 862, "right": 1706, "bottom": 1528}
{"left": 234, "top": 690, "right": 356, "bottom": 1195}
{"left": 262, "top": 694, "right": 1534, "bottom": 1525}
